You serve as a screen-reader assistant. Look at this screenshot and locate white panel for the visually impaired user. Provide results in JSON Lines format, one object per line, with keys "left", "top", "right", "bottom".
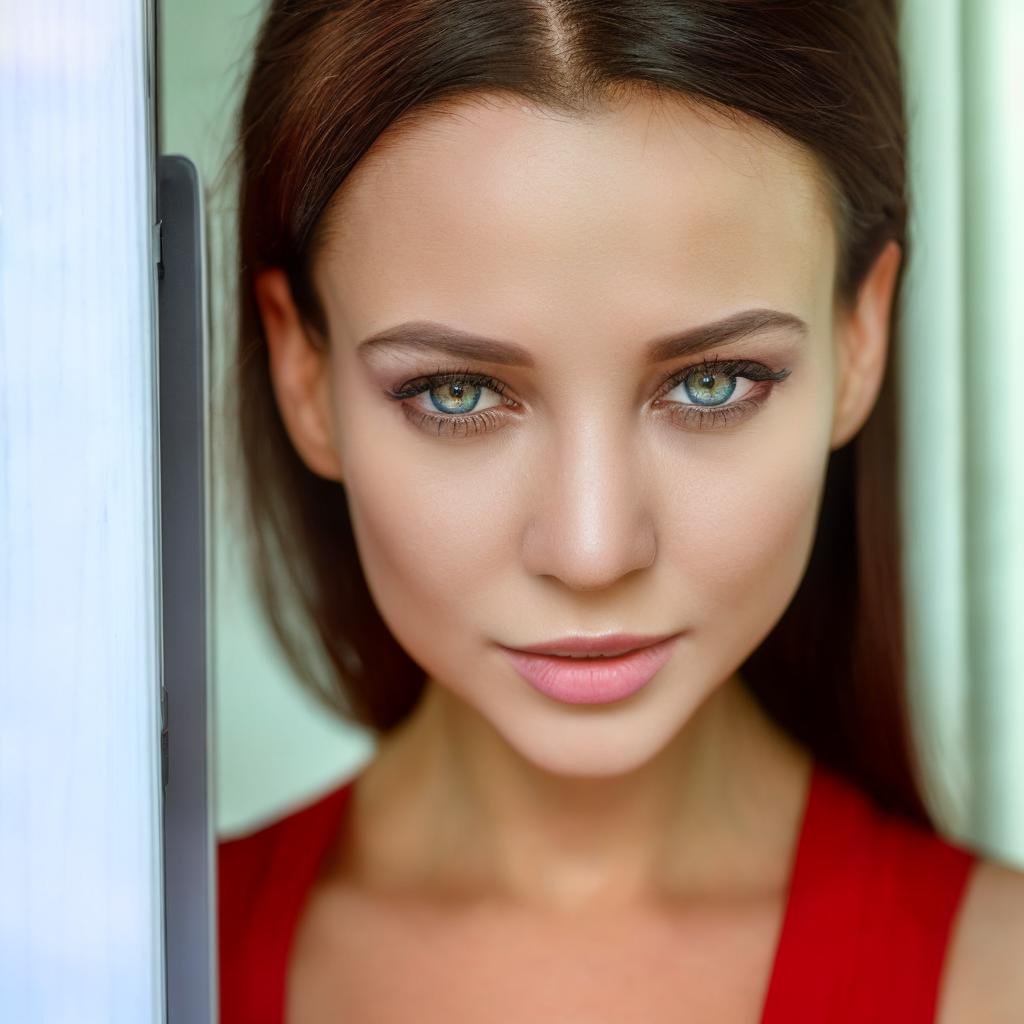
{"left": 0, "top": 0, "right": 166, "bottom": 1021}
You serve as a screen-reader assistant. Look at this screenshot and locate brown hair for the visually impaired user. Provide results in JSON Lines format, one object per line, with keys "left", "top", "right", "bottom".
{"left": 223, "top": 0, "right": 933, "bottom": 827}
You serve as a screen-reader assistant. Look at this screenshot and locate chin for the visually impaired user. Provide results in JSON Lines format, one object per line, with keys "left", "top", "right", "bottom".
{"left": 479, "top": 679, "right": 712, "bottom": 780}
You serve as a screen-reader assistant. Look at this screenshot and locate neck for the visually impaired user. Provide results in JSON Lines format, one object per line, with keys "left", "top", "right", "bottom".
{"left": 341, "top": 674, "right": 812, "bottom": 914}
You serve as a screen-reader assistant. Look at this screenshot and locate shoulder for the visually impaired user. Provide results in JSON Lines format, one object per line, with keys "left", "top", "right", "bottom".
{"left": 937, "top": 854, "right": 1024, "bottom": 1023}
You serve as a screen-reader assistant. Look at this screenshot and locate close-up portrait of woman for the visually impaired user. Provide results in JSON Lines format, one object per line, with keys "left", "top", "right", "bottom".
{"left": 174, "top": 0, "right": 1022, "bottom": 1020}
{"left": 6, "top": 0, "right": 1024, "bottom": 1021}
{"left": 204, "top": 1, "right": 1024, "bottom": 1021}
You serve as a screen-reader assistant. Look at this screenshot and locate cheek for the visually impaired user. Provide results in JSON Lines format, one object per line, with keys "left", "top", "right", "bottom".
{"left": 693, "top": 457, "right": 823, "bottom": 612}
{"left": 664, "top": 392, "right": 831, "bottom": 648}
{"left": 337, "top": 418, "right": 512, "bottom": 643}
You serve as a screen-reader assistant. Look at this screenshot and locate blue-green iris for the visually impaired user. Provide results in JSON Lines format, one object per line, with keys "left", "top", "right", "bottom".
{"left": 429, "top": 380, "right": 482, "bottom": 413}
{"left": 684, "top": 369, "right": 736, "bottom": 407}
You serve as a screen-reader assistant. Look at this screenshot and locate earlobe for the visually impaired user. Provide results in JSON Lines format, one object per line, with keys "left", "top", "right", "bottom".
{"left": 252, "top": 268, "right": 345, "bottom": 483}
{"left": 830, "top": 239, "right": 902, "bottom": 450}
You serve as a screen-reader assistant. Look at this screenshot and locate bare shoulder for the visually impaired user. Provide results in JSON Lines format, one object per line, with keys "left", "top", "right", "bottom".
{"left": 937, "top": 854, "right": 1024, "bottom": 1023}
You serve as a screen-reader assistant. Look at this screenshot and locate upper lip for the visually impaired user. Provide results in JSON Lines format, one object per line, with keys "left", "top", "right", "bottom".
{"left": 503, "top": 632, "right": 680, "bottom": 658}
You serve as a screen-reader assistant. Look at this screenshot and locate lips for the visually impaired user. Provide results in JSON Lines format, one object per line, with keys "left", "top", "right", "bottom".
{"left": 498, "top": 632, "right": 682, "bottom": 705}
{"left": 507, "top": 632, "right": 679, "bottom": 658}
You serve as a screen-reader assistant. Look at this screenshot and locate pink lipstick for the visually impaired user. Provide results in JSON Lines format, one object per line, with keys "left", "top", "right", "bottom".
{"left": 498, "top": 632, "right": 681, "bottom": 705}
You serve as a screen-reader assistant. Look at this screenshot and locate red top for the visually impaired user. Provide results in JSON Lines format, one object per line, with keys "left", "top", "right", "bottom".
{"left": 218, "top": 759, "right": 977, "bottom": 1023}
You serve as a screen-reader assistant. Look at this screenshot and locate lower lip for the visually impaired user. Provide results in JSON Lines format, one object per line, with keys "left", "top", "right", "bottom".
{"left": 499, "top": 635, "right": 681, "bottom": 705}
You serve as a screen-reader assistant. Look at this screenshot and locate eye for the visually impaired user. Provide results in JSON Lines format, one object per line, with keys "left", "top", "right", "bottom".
{"left": 652, "top": 356, "right": 792, "bottom": 431}
{"left": 384, "top": 356, "right": 792, "bottom": 438}
{"left": 383, "top": 368, "right": 519, "bottom": 438}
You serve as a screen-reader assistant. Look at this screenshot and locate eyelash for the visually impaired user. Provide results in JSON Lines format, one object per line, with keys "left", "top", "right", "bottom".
{"left": 383, "top": 356, "right": 792, "bottom": 438}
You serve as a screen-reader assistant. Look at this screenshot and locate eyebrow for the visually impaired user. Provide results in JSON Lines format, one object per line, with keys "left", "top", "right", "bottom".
{"left": 355, "top": 307, "right": 808, "bottom": 368}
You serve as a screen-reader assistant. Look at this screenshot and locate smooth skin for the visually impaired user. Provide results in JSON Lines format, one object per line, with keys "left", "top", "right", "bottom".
{"left": 253, "top": 91, "right": 1024, "bottom": 1021}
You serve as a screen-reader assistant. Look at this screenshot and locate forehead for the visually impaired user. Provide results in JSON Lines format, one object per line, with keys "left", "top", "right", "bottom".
{"left": 313, "top": 91, "right": 837, "bottom": 336}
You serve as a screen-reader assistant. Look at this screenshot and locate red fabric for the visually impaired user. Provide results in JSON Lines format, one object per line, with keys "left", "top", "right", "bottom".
{"left": 218, "top": 779, "right": 356, "bottom": 1024}
{"left": 218, "top": 760, "right": 976, "bottom": 1024}
{"left": 760, "top": 762, "right": 977, "bottom": 1023}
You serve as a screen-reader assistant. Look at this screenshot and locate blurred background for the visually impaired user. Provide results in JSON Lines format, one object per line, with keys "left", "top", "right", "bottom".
{"left": 159, "top": 0, "right": 1024, "bottom": 863}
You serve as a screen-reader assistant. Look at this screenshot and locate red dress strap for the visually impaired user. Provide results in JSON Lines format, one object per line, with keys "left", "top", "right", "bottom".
{"left": 217, "top": 778, "right": 357, "bottom": 1024}
{"left": 761, "top": 761, "right": 977, "bottom": 1023}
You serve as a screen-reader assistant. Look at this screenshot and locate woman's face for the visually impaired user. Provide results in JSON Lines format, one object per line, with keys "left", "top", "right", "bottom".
{"left": 258, "top": 91, "right": 898, "bottom": 778}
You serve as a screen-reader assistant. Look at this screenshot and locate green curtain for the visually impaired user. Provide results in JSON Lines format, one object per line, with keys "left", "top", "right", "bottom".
{"left": 901, "top": 0, "right": 1024, "bottom": 864}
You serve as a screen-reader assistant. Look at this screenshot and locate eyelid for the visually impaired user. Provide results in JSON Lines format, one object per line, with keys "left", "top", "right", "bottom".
{"left": 653, "top": 356, "right": 791, "bottom": 400}
{"left": 384, "top": 367, "right": 517, "bottom": 403}
{"left": 389, "top": 356, "right": 788, "bottom": 402}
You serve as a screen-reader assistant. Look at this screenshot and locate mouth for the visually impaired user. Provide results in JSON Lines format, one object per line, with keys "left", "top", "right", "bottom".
{"left": 497, "top": 632, "right": 683, "bottom": 705}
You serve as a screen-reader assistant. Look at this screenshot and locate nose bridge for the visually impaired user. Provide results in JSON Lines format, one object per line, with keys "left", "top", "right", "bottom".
{"left": 522, "top": 413, "right": 657, "bottom": 589}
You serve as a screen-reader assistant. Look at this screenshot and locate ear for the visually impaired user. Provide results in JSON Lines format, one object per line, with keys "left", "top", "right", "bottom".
{"left": 830, "top": 239, "right": 903, "bottom": 450}
{"left": 252, "top": 268, "right": 344, "bottom": 482}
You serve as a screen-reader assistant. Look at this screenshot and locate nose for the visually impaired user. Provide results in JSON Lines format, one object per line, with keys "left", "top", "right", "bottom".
{"left": 520, "top": 420, "right": 657, "bottom": 591}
